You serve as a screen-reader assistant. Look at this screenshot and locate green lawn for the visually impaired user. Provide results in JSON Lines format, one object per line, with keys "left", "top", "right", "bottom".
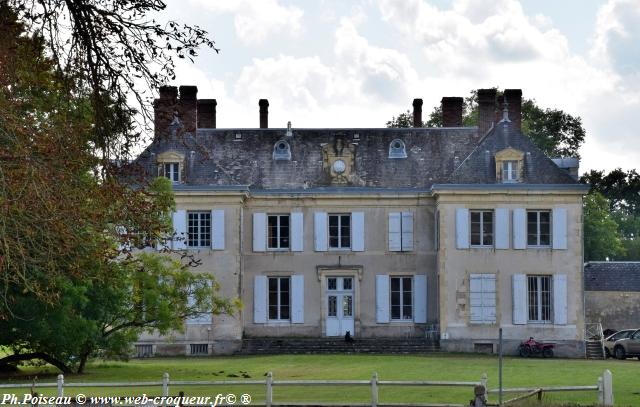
{"left": 1, "top": 354, "right": 638, "bottom": 406}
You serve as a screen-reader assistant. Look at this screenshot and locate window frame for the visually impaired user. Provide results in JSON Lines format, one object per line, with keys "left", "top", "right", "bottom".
{"left": 527, "top": 210, "right": 551, "bottom": 247}
{"left": 470, "top": 210, "right": 494, "bottom": 248}
{"left": 268, "top": 276, "right": 291, "bottom": 321}
{"left": 164, "top": 162, "right": 181, "bottom": 183}
{"left": 267, "top": 214, "right": 291, "bottom": 250}
{"left": 328, "top": 213, "right": 351, "bottom": 250}
{"left": 390, "top": 276, "right": 413, "bottom": 321}
{"left": 527, "top": 275, "right": 552, "bottom": 324}
{"left": 501, "top": 160, "right": 518, "bottom": 183}
{"left": 187, "top": 211, "right": 211, "bottom": 248}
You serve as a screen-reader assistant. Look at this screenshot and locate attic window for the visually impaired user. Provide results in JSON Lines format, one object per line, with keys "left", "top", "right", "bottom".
{"left": 156, "top": 150, "right": 185, "bottom": 184}
{"left": 502, "top": 161, "right": 518, "bottom": 183}
{"left": 273, "top": 140, "right": 291, "bottom": 161}
{"left": 494, "top": 148, "right": 524, "bottom": 183}
{"left": 389, "top": 139, "right": 407, "bottom": 159}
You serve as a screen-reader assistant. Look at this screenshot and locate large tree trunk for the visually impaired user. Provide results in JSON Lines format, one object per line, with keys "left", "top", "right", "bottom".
{"left": 77, "top": 351, "right": 91, "bottom": 374}
{"left": 0, "top": 352, "right": 72, "bottom": 374}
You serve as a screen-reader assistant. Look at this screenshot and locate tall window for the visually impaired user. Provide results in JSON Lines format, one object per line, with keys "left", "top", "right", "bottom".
{"left": 164, "top": 162, "right": 180, "bottom": 183}
{"left": 188, "top": 212, "right": 211, "bottom": 247}
{"left": 469, "top": 274, "right": 496, "bottom": 324}
{"left": 267, "top": 215, "right": 290, "bottom": 249}
{"left": 268, "top": 277, "right": 290, "bottom": 320}
{"left": 329, "top": 214, "right": 350, "bottom": 249}
{"left": 391, "top": 277, "right": 412, "bottom": 320}
{"left": 527, "top": 210, "right": 551, "bottom": 246}
{"left": 502, "top": 161, "right": 518, "bottom": 183}
{"left": 470, "top": 211, "right": 493, "bottom": 247}
{"left": 528, "top": 275, "right": 551, "bottom": 323}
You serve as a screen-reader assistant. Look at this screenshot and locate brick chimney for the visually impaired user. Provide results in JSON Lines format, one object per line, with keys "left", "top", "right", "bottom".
{"left": 178, "top": 85, "right": 198, "bottom": 133}
{"left": 478, "top": 89, "right": 497, "bottom": 135}
{"left": 441, "top": 97, "right": 463, "bottom": 127}
{"left": 259, "top": 99, "right": 269, "bottom": 128}
{"left": 197, "top": 99, "right": 217, "bottom": 128}
{"left": 504, "top": 89, "right": 522, "bottom": 131}
{"left": 153, "top": 86, "right": 178, "bottom": 138}
{"left": 412, "top": 99, "right": 423, "bottom": 127}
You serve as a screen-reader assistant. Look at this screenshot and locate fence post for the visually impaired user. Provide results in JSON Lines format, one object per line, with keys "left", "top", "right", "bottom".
{"left": 602, "top": 370, "right": 614, "bottom": 407}
{"left": 266, "top": 372, "right": 273, "bottom": 407}
{"left": 56, "top": 374, "right": 64, "bottom": 398}
{"left": 162, "top": 372, "right": 170, "bottom": 397}
{"left": 371, "top": 372, "right": 378, "bottom": 407}
{"left": 480, "top": 373, "right": 488, "bottom": 401}
{"left": 597, "top": 376, "right": 604, "bottom": 405}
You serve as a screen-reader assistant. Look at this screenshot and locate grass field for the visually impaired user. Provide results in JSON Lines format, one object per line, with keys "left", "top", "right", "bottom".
{"left": 1, "top": 354, "right": 638, "bottom": 406}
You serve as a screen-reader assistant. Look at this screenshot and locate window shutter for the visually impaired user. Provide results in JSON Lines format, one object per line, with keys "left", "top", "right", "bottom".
{"left": 513, "top": 208, "right": 527, "bottom": 249}
{"left": 351, "top": 211, "right": 365, "bottom": 251}
{"left": 253, "top": 276, "right": 267, "bottom": 323}
{"left": 455, "top": 208, "right": 470, "bottom": 249}
{"left": 401, "top": 212, "right": 414, "bottom": 251}
{"left": 512, "top": 274, "right": 527, "bottom": 324}
{"left": 314, "top": 212, "right": 328, "bottom": 251}
{"left": 291, "top": 275, "right": 305, "bottom": 323}
{"left": 290, "top": 212, "right": 304, "bottom": 252}
{"left": 172, "top": 210, "right": 187, "bottom": 250}
{"left": 376, "top": 275, "right": 390, "bottom": 323}
{"left": 253, "top": 213, "right": 266, "bottom": 252}
{"left": 469, "top": 274, "right": 483, "bottom": 323}
{"left": 157, "top": 164, "right": 164, "bottom": 178}
{"left": 388, "top": 212, "right": 401, "bottom": 251}
{"left": 414, "top": 274, "right": 427, "bottom": 323}
{"left": 552, "top": 208, "right": 568, "bottom": 250}
{"left": 483, "top": 275, "right": 497, "bottom": 323}
{"left": 553, "top": 274, "right": 568, "bottom": 325}
{"left": 495, "top": 208, "right": 509, "bottom": 249}
{"left": 211, "top": 209, "right": 225, "bottom": 250}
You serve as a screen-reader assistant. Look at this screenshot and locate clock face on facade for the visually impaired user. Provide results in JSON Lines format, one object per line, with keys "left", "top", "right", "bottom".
{"left": 332, "top": 159, "right": 346, "bottom": 174}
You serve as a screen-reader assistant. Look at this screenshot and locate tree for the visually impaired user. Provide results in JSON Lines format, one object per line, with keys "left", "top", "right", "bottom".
{"left": 386, "top": 111, "right": 420, "bottom": 128}
{"left": 583, "top": 191, "right": 625, "bottom": 261}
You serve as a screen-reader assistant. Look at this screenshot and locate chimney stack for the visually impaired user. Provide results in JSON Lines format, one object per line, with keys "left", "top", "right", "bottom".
{"left": 478, "top": 89, "right": 497, "bottom": 135}
{"left": 178, "top": 85, "right": 198, "bottom": 133}
{"left": 197, "top": 99, "right": 217, "bottom": 128}
{"left": 504, "top": 89, "right": 522, "bottom": 131}
{"left": 441, "top": 97, "right": 463, "bottom": 127}
{"left": 154, "top": 85, "right": 178, "bottom": 138}
{"left": 259, "top": 99, "right": 269, "bottom": 128}
{"left": 412, "top": 98, "right": 423, "bottom": 127}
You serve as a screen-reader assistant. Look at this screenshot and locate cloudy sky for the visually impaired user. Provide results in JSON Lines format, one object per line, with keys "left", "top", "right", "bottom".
{"left": 163, "top": 0, "right": 640, "bottom": 174}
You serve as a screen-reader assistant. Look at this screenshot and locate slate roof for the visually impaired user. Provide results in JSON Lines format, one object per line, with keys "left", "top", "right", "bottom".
{"left": 584, "top": 262, "right": 640, "bottom": 292}
{"left": 131, "top": 119, "right": 581, "bottom": 190}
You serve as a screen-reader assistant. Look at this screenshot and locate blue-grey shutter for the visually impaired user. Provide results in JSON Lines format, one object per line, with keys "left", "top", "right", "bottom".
{"left": 414, "top": 275, "right": 427, "bottom": 323}
{"left": 512, "top": 274, "right": 527, "bottom": 325}
{"left": 253, "top": 213, "right": 266, "bottom": 252}
{"left": 351, "top": 211, "right": 365, "bottom": 251}
{"left": 469, "top": 274, "right": 483, "bottom": 323}
{"left": 388, "top": 212, "right": 402, "bottom": 252}
{"left": 290, "top": 212, "right": 304, "bottom": 252}
{"left": 211, "top": 209, "right": 225, "bottom": 250}
{"left": 553, "top": 274, "right": 568, "bottom": 325}
{"left": 376, "top": 275, "right": 390, "bottom": 323}
{"left": 455, "top": 208, "right": 470, "bottom": 249}
{"left": 291, "top": 275, "right": 304, "bottom": 323}
{"left": 552, "top": 208, "right": 568, "bottom": 250}
{"left": 254, "top": 276, "right": 267, "bottom": 323}
{"left": 483, "top": 274, "right": 497, "bottom": 323}
{"left": 513, "top": 208, "right": 527, "bottom": 249}
{"left": 495, "top": 208, "right": 509, "bottom": 249}
{"left": 314, "top": 212, "right": 328, "bottom": 251}
{"left": 401, "top": 212, "right": 414, "bottom": 251}
{"left": 172, "top": 210, "right": 187, "bottom": 250}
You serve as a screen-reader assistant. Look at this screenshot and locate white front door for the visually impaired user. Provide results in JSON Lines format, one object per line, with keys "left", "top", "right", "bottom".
{"left": 325, "top": 277, "right": 355, "bottom": 337}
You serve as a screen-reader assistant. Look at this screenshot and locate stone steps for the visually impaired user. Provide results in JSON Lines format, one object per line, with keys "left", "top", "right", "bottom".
{"left": 238, "top": 337, "right": 441, "bottom": 355}
{"left": 585, "top": 340, "right": 605, "bottom": 359}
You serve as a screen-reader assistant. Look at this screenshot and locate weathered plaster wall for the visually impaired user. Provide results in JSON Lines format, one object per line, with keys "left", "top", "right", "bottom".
{"left": 585, "top": 291, "right": 640, "bottom": 331}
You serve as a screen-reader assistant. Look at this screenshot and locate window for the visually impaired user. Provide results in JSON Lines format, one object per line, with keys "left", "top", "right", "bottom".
{"left": 501, "top": 161, "right": 518, "bottom": 183}
{"left": 267, "top": 215, "right": 290, "bottom": 249}
{"left": 527, "top": 210, "right": 551, "bottom": 247}
{"left": 190, "top": 343, "right": 208, "bottom": 355}
{"left": 268, "top": 277, "right": 290, "bottom": 320}
{"left": 528, "top": 275, "right": 552, "bottom": 323}
{"left": 470, "top": 211, "right": 493, "bottom": 247}
{"left": 163, "top": 162, "right": 180, "bottom": 183}
{"left": 389, "top": 139, "right": 407, "bottom": 159}
{"left": 188, "top": 212, "right": 211, "bottom": 247}
{"left": 389, "top": 212, "right": 414, "bottom": 252}
{"left": 469, "top": 274, "right": 496, "bottom": 324}
{"left": 391, "top": 277, "right": 413, "bottom": 320}
{"left": 135, "top": 344, "right": 153, "bottom": 358}
{"left": 329, "top": 214, "right": 350, "bottom": 249}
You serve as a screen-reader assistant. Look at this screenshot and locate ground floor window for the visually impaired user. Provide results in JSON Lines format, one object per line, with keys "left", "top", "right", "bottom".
{"left": 391, "top": 276, "right": 412, "bottom": 320}
{"left": 469, "top": 274, "right": 496, "bottom": 324}
{"left": 528, "top": 275, "right": 551, "bottom": 323}
{"left": 268, "top": 277, "right": 290, "bottom": 320}
{"left": 190, "top": 343, "right": 208, "bottom": 355}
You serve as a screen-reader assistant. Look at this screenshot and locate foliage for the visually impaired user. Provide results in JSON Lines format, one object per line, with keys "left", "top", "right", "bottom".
{"left": 385, "top": 110, "right": 418, "bottom": 128}
{"left": 583, "top": 191, "right": 625, "bottom": 261}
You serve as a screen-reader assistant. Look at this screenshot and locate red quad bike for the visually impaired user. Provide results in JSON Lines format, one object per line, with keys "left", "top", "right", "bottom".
{"left": 518, "top": 337, "right": 555, "bottom": 358}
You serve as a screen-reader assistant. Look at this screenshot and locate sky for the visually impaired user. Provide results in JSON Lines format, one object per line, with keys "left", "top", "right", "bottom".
{"left": 161, "top": 0, "right": 640, "bottom": 174}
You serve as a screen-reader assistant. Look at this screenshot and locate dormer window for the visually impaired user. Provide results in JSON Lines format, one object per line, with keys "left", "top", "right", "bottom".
{"left": 502, "top": 161, "right": 518, "bottom": 183}
{"left": 156, "top": 150, "right": 185, "bottom": 184}
{"left": 273, "top": 140, "right": 291, "bottom": 161}
{"left": 495, "top": 147, "right": 524, "bottom": 183}
{"left": 389, "top": 139, "right": 407, "bottom": 159}
{"left": 164, "top": 162, "right": 180, "bottom": 183}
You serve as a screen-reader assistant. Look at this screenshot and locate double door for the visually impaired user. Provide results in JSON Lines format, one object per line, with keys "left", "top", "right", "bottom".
{"left": 325, "top": 276, "right": 355, "bottom": 337}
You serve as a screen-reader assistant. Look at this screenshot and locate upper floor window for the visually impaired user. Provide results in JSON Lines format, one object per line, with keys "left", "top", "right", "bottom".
{"left": 389, "top": 212, "right": 414, "bottom": 252}
{"left": 188, "top": 211, "right": 211, "bottom": 247}
{"left": 164, "top": 162, "right": 180, "bottom": 183}
{"left": 501, "top": 161, "right": 518, "bottom": 183}
{"left": 329, "top": 214, "right": 350, "bottom": 249}
{"left": 268, "top": 214, "right": 290, "bottom": 250}
{"left": 528, "top": 275, "right": 551, "bottom": 323}
{"left": 389, "top": 139, "right": 407, "bottom": 159}
{"left": 527, "top": 210, "right": 551, "bottom": 247}
{"left": 470, "top": 210, "right": 493, "bottom": 247}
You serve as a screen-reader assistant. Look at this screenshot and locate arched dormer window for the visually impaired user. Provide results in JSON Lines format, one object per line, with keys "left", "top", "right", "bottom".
{"left": 495, "top": 147, "right": 524, "bottom": 183}
{"left": 156, "top": 150, "right": 185, "bottom": 183}
{"left": 389, "top": 139, "right": 407, "bottom": 159}
{"left": 273, "top": 140, "right": 291, "bottom": 161}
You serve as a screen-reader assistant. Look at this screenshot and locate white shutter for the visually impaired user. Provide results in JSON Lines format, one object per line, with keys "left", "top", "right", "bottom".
{"left": 388, "top": 212, "right": 402, "bottom": 251}
{"left": 512, "top": 274, "right": 527, "bottom": 325}
{"left": 253, "top": 212, "right": 266, "bottom": 252}
{"left": 291, "top": 275, "right": 305, "bottom": 323}
{"left": 469, "top": 274, "right": 483, "bottom": 323}
{"left": 376, "top": 275, "right": 390, "bottom": 323}
{"left": 483, "top": 275, "right": 497, "bottom": 323}
{"left": 172, "top": 210, "right": 187, "bottom": 250}
{"left": 211, "top": 209, "right": 225, "bottom": 250}
{"left": 290, "top": 212, "right": 304, "bottom": 252}
{"left": 401, "top": 212, "right": 414, "bottom": 251}
{"left": 552, "top": 208, "right": 568, "bottom": 250}
{"left": 414, "top": 275, "right": 427, "bottom": 323}
{"left": 314, "top": 212, "right": 328, "bottom": 252}
{"left": 253, "top": 276, "right": 267, "bottom": 323}
{"left": 513, "top": 208, "right": 527, "bottom": 249}
{"left": 553, "top": 274, "right": 568, "bottom": 325}
{"left": 351, "top": 211, "right": 365, "bottom": 251}
{"left": 455, "top": 208, "right": 470, "bottom": 249}
{"left": 495, "top": 208, "right": 509, "bottom": 249}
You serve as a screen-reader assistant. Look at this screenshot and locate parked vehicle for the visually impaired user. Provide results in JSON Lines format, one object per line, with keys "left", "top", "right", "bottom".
{"left": 518, "top": 337, "right": 555, "bottom": 358}
{"left": 603, "top": 329, "right": 636, "bottom": 357}
{"left": 612, "top": 329, "right": 640, "bottom": 360}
